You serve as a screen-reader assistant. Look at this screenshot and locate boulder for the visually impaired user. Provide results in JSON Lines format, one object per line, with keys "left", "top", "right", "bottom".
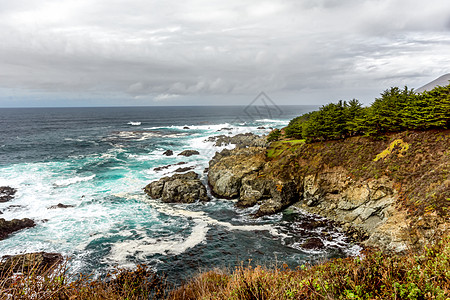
{"left": 48, "top": 203, "right": 75, "bottom": 209}
{"left": 178, "top": 150, "right": 200, "bottom": 157}
{"left": 0, "top": 218, "right": 36, "bottom": 240}
{"left": 0, "top": 252, "right": 63, "bottom": 274}
{"left": 0, "top": 186, "right": 17, "bottom": 203}
{"left": 162, "top": 150, "right": 174, "bottom": 156}
{"left": 144, "top": 171, "right": 209, "bottom": 203}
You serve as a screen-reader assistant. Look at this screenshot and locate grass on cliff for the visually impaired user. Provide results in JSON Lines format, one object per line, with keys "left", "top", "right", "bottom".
{"left": 266, "top": 139, "right": 305, "bottom": 159}
{"left": 267, "top": 130, "right": 450, "bottom": 221}
{"left": 170, "top": 236, "right": 450, "bottom": 299}
{"left": 2, "top": 236, "right": 450, "bottom": 299}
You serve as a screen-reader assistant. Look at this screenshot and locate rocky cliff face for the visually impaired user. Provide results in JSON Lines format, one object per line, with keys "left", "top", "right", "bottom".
{"left": 208, "top": 130, "right": 450, "bottom": 252}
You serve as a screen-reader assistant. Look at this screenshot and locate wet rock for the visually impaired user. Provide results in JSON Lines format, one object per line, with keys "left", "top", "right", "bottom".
{"left": 0, "top": 186, "right": 17, "bottom": 203}
{"left": 257, "top": 126, "right": 266, "bottom": 129}
{"left": 48, "top": 203, "right": 75, "bottom": 209}
{"left": 154, "top": 162, "right": 186, "bottom": 172}
{"left": 0, "top": 218, "right": 36, "bottom": 240}
{"left": 301, "top": 237, "right": 325, "bottom": 250}
{"left": 183, "top": 126, "right": 190, "bottom": 129}
{"left": 178, "top": 150, "right": 200, "bottom": 157}
{"left": 0, "top": 252, "right": 63, "bottom": 275}
{"left": 174, "top": 167, "right": 195, "bottom": 173}
{"left": 144, "top": 171, "right": 209, "bottom": 203}
{"left": 162, "top": 150, "right": 174, "bottom": 156}
{"left": 218, "top": 127, "right": 232, "bottom": 131}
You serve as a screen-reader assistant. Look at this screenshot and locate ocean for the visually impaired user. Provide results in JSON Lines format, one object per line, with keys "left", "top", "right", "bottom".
{"left": 0, "top": 105, "right": 360, "bottom": 283}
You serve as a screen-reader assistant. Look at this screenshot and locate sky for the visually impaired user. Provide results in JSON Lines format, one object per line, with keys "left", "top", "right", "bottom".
{"left": 0, "top": 0, "right": 449, "bottom": 107}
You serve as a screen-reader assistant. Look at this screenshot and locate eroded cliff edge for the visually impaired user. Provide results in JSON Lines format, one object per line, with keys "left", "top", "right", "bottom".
{"left": 208, "top": 130, "right": 450, "bottom": 252}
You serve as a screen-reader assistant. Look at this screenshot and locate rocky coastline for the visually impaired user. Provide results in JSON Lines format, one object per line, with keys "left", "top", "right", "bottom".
{"left": 144, "top": 130, "right": 449, "bottom": 253}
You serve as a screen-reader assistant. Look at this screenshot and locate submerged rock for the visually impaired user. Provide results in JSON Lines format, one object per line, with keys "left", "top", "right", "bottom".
{"left": 48, "top": 203, "right": 75, "bottom": 209}
{"left": 0, "top": 186, "right": 17, "bottom": 203}
{"left": 144, "top": 171, "right": 209, "bottom": 203}
{"left": 154, "top": 162, "right": 186, "bottom": 172}
{"left": 178, "top": 150, "right": 200, "bottom": 157}
{"left": 162, "top": 150, "right": 174, "bottom": 156}
{"left": 0, "top": 218, "right": 36, "bottom": 240}
{"left": 0, "top": 252, "right": 63, "bottom": 274}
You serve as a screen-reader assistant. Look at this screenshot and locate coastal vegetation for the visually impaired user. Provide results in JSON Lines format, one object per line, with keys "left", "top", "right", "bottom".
{"left": 1, "top": 236, "right": 449, "bottom": 299}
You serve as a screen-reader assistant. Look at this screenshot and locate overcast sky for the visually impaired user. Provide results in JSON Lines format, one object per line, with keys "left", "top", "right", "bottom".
{"left": 0, "top": 0, "right": 449, "bottom": 107}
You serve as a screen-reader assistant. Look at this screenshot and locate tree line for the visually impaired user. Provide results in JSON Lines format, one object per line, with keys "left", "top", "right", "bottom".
{"left": 274, "top": 83, "right": 450, "bottom": 142}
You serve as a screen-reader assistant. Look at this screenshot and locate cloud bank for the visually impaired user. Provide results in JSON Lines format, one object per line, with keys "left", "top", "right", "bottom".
{"left": 0, "top": 0, "right": 449, "bottom": 106}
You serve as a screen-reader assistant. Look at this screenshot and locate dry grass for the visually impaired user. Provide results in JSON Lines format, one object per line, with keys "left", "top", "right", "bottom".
{"left": 1, "top": 238, "right": 449, "bottom": 299}
{"left": 0, "top": 259, "right": 168, "bottom": 300}
{"left": 169, "top": 236, "right": 450, "bottom": 300}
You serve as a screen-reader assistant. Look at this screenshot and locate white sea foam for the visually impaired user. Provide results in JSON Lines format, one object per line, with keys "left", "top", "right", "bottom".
{"left": 128, "top": 121, "right": 141, "bottom": 126}
{"left": 53, "top": 174, "right": 96, "bottom": 187}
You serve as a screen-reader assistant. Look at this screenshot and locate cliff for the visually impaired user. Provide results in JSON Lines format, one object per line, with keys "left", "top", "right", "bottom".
{"left": 208, "top": 129, "right": 450, "bottom": 252}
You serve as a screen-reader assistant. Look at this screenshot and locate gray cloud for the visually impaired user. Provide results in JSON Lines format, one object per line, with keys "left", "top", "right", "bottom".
{"left": 0, "top": 0, "right": 449, "bottom": 106}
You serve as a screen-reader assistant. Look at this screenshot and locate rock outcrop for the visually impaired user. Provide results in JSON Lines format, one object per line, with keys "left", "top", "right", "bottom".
{"left": 178, "top": 150, "right": 200, "bottom": 157}
{"left": 0, "top": 252, "right": 63, "bottom": 274}
{"left": 206, "top": 133, "right": 268, "bottom": 148}
{"left": 144, "top": 171, "right": 209, "bottom": 203}
{"left": 0, "top": 186, "right": 16, "bottom": 203}
{"left": 0, "top": 218, "right": 36, "bottom": 240}
{"left": 162, "top": 150, "right": 173, "bottom": 156}
{"left": 48, "top": 203, "right": 75, "bottom": 209}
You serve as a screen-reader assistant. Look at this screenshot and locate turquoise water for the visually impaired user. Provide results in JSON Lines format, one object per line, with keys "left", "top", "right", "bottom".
{"left": 0, "top": 106, "right": 360, "bottom": 282}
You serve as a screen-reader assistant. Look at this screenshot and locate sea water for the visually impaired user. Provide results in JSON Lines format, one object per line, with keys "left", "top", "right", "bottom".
{"left": 0, "top": 106, "right": 360, "bottom": 283}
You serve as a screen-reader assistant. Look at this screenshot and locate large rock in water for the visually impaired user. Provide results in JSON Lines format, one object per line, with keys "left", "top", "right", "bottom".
{"left": 208, "top": 147, "right": 299, "bottom": 216}
{"left": 0, "top": 218, "right": 35, "bottom": 240}
{"left": 0, "top": 186, "right": 17, "bottom": 202}
{"left": 0, "top": 252, "right": 63, "bottom": 274}
{"left": 144, "top": 171, "right": 209, "bottom": 203}
{"left": 178, "top": 150, "right": 200, "bottom": 157}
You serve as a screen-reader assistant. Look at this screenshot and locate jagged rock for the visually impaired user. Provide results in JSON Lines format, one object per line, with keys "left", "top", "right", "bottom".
{"left": 0, "top": 186, "right": 16, "bottom": 203}
{"left": 48, "top": 203, "right": 75, "bottom": 209}
{"left": 257, "top": 126, "right": 266, "bottom": 129}
{"left": 301, "top": 237, "right": 325, "bottom": 250}
{"left": 255, "top": 181, "right": 298, "bottom": 217}
{"left": 162, "top": 150, "right": 173, "bottom": 156}
{"left": 144, "top": 171, "right": 209, "bottom": 203}
{"left": 208, "top": 147, "right": 266, "bottom": 198}
{"left": 0, "top": 218, "right": 36, "bottom": 240}
{"left": 0, "top": 252, "right": 63, "bottom": 274}
{"left": 154, "top": 162, "right": 186, "bottom": 172}
{"left": 178, "top": 150, "right": 200, "bottom": 157}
